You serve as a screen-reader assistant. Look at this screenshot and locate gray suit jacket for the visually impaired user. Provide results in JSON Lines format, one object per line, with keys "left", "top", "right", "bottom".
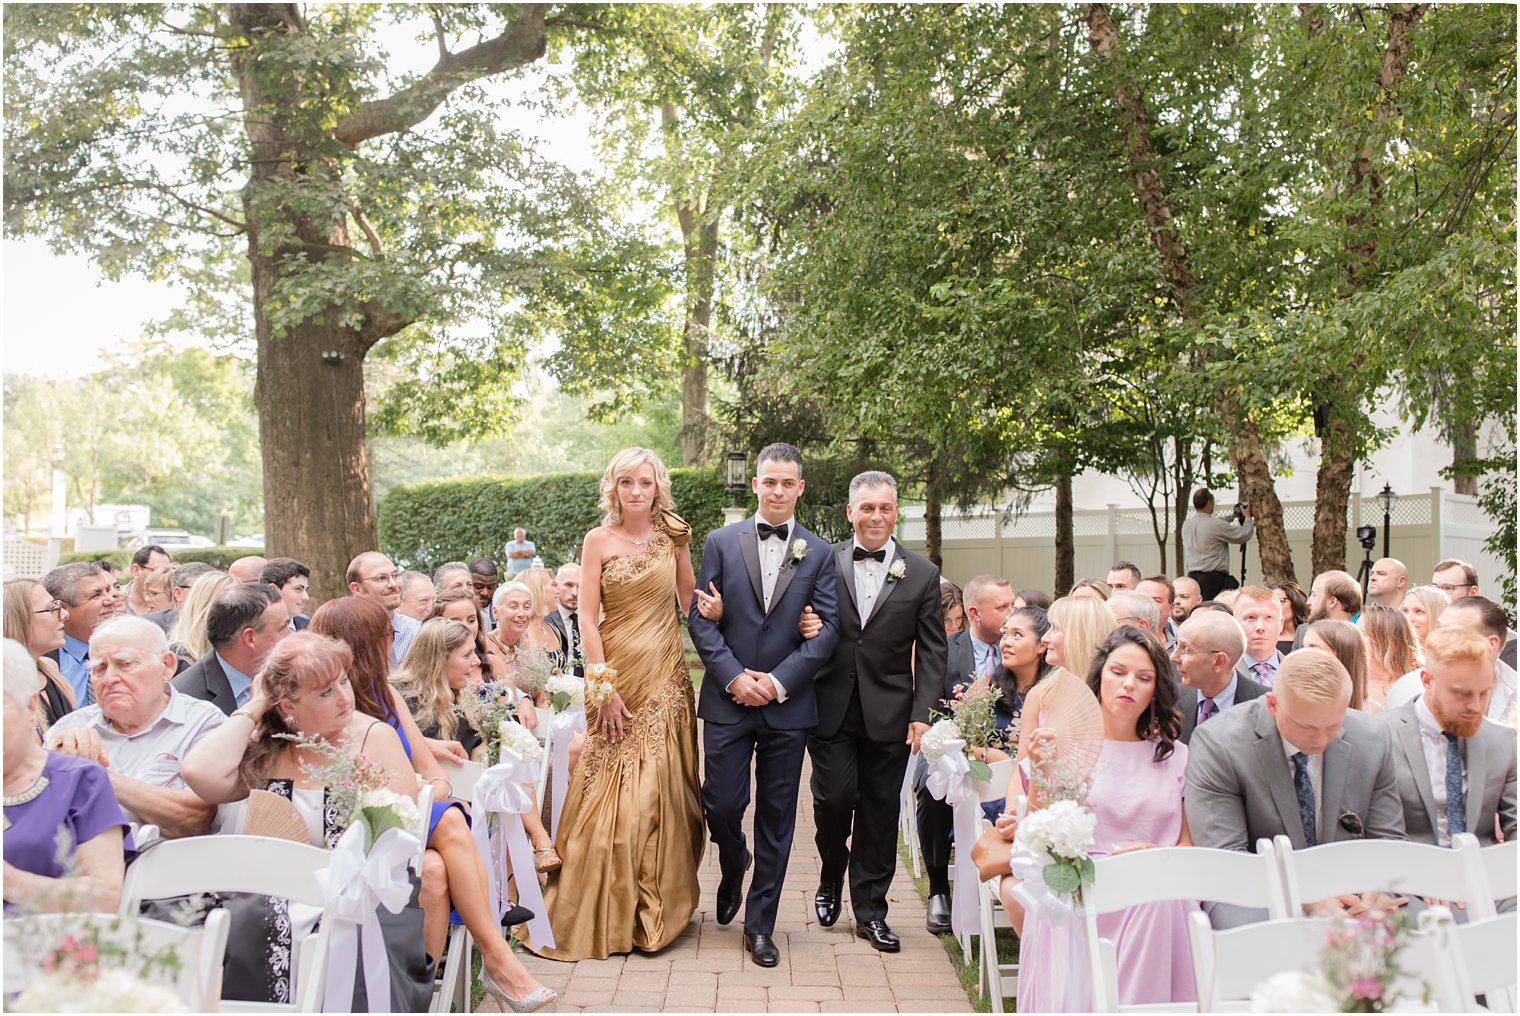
{"left": 1186, "top": 697, "right": 1406, "bottom": 854}
{"left": 1177, "top": 673, "right": 1268, "bottom": 744}
{"left": 1381, "top": 701, "right": 1518, "bottom": 847}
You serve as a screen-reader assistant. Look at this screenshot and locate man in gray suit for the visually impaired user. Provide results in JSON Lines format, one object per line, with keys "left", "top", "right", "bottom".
{"left": 1382, "top": 626, "right": 1517, "bottom": 849}
{"left": 1172, "top": 609, "right": 1267, "bottom": 744}
{"left": 1232, "top": 585, "right": 1285, "bottom": 689}
{"left": 1186, "top": 648, "right": 1405, "bottom": 923}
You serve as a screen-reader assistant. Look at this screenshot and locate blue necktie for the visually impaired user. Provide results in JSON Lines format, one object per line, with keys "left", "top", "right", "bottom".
{"left": 1443, "top": 732, "right": 1466, "bottom": 837}
{"left": 1292, "top": 752, "right": 1317, "bottom": 847}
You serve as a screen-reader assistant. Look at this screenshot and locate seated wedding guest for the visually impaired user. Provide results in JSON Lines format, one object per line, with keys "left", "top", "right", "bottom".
{"left": 1137, "top": 576, "right": 1179, "bottom": 649}
{"left": 1302, "top": 620, "right": 1372, "bottom": 712}
{"left": 1271, "top": 580, "right": 1309, "bottom": 656}
{"left": 5, "top": 578, "right": 76, "bottom": 727}
{"left": 998, "top": 627, "right": 1194, "bottom": 1009}
{"left": 1381, "top": 627, "right": 1516, "bottom": 849}
{"left": 489, "top": 580, "right": 565, "bottom": 685}
{"left": 3, "top": 640, "right": 129, "bottom": 914}
{"left": 429, "top": 588, "right": 510, "bottom": 687}
{"left": 469, "top": 557, "right": 501, "bottom": 631}
{"left": 396, "top": 618, "right": 486, "bottom": 759}
{"left": 397, "top": 570, "right": 437, "bottom": 622}
{"left": 1014, "top": 587, "right": 1052, "bottom": 611}
{"left": 310, "top": 597, "right": 557, "bottom": 980}
{"left": 1107, "top": 561, "right": 1142, "bottom": 592}
{"left": 1232, "top": 586, "right": 1285, "bottom": 689}
{"left": 516, "top": 569, "right": 566, "bottom": 664}
{"left": 46, "top": 617, "right": 221, "bottom": 838}
{"left": 173, "top": 582, "right": 289, "bottom": 714}
{"left": 125, "top": 545, "right": 172, "bottom": 616}
{"left": 181, "top": 633, "right": 556, "bottom": 1012}
{"left": 1367, "top": 557, "right": 1409, "bottom": 609}
{"left": 1070, "top": 578, "right": 1111, "bottom": 602}
{"left": 1359, "top": 605, "right": 1422, "bottom": 709}
{"left": 1307, "top": 570, "right": 1361, "bottom": 625}
{"left": 227, "top": 556, "right": 266, "bottom": 584}
{"left": 41, "top": 562, "right": 124, "bottom": 705}
{"left": 1108, "top": 589, "right": 1161, "bottom": 638}
{"left": 144, "top": 561, "right": 217, "bottom": 634}
{"left": 1042, "top": 595, "right": 1116, "bottom": 681}
{"left": 260, "top": 557, "right": 312, "bottom": 631}
{"left": 940, "top": 580, "right": 965, "bottom": 636}
{"left": 1185, "top": 648, "right": 1405, "bottom": 925}
{"left": 166, "top": 570, "right": 236, "bottom": 669}
{"left": 1214, "top": 588, "right": 1241, "bottom": 610}
{"left": 346, "top": 551, "right": 418, "bottom": 668}
{"left": 433, "top": 561, "right": 472, "bottom": 594}
{"left": 1386, "top": 596, "right": 1518, "bottom": 721}
{"left": 1400, "top": 585, "right": 1451, "bottom": 652}
{"left": 141, "top": 565, "right": 175, "bottom": 615}
{"left": 1172, "top": 608, "right": 1266, "bottom": 744}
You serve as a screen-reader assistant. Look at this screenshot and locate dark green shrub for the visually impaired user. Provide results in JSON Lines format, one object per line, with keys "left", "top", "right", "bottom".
{"left": 57, "top": 549, "right": 132, "bottom": 570}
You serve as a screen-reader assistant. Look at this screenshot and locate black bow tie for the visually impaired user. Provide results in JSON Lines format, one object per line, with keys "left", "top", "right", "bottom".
{"left": 758, "top": 522, "right": 787, "bottom": 542}
{"left": 853, "top": 546, "right": 886, "bottom": 562}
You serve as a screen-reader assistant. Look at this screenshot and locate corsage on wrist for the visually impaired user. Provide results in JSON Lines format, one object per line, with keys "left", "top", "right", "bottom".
{"left": 587, "top": 663, "right": 619, "bottom": 708}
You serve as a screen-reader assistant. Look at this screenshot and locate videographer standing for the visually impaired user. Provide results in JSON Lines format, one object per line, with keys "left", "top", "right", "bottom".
{"left": 1183, "top": 487, "right": 1254, "bottom": 601}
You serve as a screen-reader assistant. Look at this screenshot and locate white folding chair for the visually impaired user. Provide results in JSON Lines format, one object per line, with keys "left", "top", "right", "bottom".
{"left": 1273, "top": 835, "right": 1488, "bottom": 915}
{"left": 950, "top": 758, "right": 1015, "bottom": 960}
{"left": 978, "top": 787, "right": 1028, "bottom": 1013}
{"left": 900, "top": 755, "right": 923, "bottom": 878}
{"left": 1084, "top": 843, "right": 1287, "bottom": 1013}
{"left": 1455, "top": 834, "right": 1518, "bottom": 920}
{"left": 431, "top": 759, "right": 485, "bottom": 1014}
{"left": 120, "top": 834, "right": 334, "bottom": 1013}
{"left": 415, "top": 782, "right": 435, "bottom": 870}
{"left": 3, "top": 909, "right": 231, "bottom": 1011}
{"left": 1440, "top": 911, "right": 1519, "bottom": 1012}
{"left": 1187, "top": 911, "right": 1337, "bottom": 1012}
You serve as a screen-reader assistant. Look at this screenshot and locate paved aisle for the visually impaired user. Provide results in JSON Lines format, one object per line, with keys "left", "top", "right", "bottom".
{"left": 490, "top": 755, "right": 971, "bottom": 1013}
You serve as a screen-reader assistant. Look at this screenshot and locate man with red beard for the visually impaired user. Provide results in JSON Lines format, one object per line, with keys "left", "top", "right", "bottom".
{"left": 1381, "top": 626, "right": 1516, "bottom": 849}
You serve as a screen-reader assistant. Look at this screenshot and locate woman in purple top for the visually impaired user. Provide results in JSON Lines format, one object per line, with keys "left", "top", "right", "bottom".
{"left": 2, "top": 639, "right": 130, "bottom": 913}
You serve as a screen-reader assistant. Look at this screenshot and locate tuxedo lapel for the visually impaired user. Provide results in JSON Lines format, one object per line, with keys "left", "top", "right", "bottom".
{"left": 767, "top": 526, "right": 802, "bottom": 614}
{"left": 1395, "top": 713, "right": 1438, "bottom": 833}
{"left": 862, "top": 544, "right": 905, "bottom": 628}
{"left": 736, "top": 522, "right": 765, "bottom": 610}
{"left": 1252, "top": 711, "right": 1307, "bottom": 847}
{"left": 834, "top": 543, "right": 859, "bottom": 621}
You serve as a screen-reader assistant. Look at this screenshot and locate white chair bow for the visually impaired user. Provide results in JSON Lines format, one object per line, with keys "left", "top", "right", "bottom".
{"left": 472, "top": 748, "right": 555, "bottom": 951}
{"left": 926, "top": 738, "right": 982, "bottom": 938}
{"left": 546, "top": 707, "right": 586, "bottom": 838}
{"left": 318, "top": 823, "right": 420, "bottom": 1014}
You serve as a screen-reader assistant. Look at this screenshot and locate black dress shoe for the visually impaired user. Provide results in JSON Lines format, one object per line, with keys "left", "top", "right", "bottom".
{"left": 925, "top": 894, "right": 952, "bottom": 934}
{"left": 715, "top": 849, "right": 752, "bottom": 926}
{"left": 856, "top": 919, "right": 901, "bottom": 952}
{"left": 500, "top": 903, "right": 534, "bottom": 928}
{"left": 743, "top": 932, "right": 780, "bottom": 967}
{"left": 814, "top": 879, "right": 843, "bottom": 927}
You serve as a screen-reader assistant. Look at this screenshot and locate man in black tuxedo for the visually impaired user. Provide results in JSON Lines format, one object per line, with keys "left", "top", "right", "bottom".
{"left": 1171, "top": 609, "right": 1267, "bottom": 744}
{"left": 810, "top": 471, "right": 947, "bottom": 953}
{"left": 173, "top": 582, "right": 289, "bottom": 714}
{"left": 688, "top": 443, "right": 840, "bottom": 968}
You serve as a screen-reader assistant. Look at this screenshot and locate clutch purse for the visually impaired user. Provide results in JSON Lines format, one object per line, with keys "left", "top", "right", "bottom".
{"left": 970, "top": 824, "right": 1014, "bottom": 881}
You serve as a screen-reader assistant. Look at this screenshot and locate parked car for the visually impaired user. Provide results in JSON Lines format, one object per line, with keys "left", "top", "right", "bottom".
{"left": 124, "top": 528, "right": 215, "bottom": 553}
{"left": 226, "top": 534, "right": 266, "bottom": 549}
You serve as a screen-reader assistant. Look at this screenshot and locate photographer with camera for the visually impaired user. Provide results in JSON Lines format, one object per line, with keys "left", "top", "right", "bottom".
{"left": 1182, "top": 488, "right": 1254, "bottom": 601}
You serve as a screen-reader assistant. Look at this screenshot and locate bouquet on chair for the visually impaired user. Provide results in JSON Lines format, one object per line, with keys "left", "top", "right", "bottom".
{"left": 1251, "top": 905, "right": 1433, "bottom": 1013}
{"left": 277, "top": 733, "right": 418, "bottom": 849}
{"left": 923, "top": 680, "right": 1006, "bottom": 782}
{"left": 457, "top": 680, "right": 523, "bottom": 766}
{"left": 1013, "top": 798, "right": 1097, "bottom": 904}
{"left": 545, "top": 671, "right": 585, "bottom": 714}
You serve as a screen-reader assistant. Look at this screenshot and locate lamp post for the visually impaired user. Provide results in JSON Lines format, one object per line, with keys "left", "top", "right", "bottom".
{"left": 1375, "top": 483, "right": 1397, "bottom": 559}
{"left": 723, "top": 450, "right": 749, "bottom": 525}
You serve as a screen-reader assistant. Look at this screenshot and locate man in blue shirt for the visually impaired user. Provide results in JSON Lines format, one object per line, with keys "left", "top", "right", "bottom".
{"left": 503, "top": 528, "right": 535, "bottom": 575}
{"left": 41, "top": 562, "right": 124, "bottom": 706}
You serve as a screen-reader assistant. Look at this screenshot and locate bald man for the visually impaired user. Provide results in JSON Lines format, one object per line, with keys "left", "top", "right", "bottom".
{"left": 1367, "top": 558, "right": 1409, "bottom": 609}
{"left": 228, "top": 556, "right": 268, "bottom": 583}
{"left": 1171, "top": 609, "right": 1267, "bottom": 744}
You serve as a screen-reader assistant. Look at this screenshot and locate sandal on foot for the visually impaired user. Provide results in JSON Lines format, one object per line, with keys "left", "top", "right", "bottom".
{"left": 533, "top": 846, "right": 562, "bottom": 873}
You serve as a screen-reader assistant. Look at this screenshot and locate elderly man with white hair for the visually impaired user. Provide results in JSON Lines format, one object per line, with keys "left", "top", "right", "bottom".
{"left": 4, "top": 638, "right": 131, "bottom": 913}
{"left": 45, "top": 616, "right": 223, "bottom": 838}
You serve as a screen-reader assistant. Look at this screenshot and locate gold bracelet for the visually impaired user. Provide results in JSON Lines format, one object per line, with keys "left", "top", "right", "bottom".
{"left": 230, "top": 708, "right": 260, "bottom": 724}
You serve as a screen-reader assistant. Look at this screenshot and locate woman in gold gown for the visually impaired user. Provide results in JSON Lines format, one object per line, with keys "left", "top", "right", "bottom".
{"left": 531, "top": 447, "right": 704, "bottom": 960}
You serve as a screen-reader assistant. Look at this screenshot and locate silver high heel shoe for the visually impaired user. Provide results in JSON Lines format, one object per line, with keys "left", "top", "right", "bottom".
{"left": 480, "top": 965, "right": 557, "bottom": 1013}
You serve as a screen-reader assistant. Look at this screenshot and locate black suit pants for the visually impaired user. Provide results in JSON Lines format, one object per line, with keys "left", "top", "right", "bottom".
{"left": 807, "top": 685, "right": 911, "bottom": 924}
{"left": 915, "top": 774, "right": 954, "bottom": 872}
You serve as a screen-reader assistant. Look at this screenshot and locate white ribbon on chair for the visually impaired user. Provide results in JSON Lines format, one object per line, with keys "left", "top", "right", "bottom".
{"left": 318, "top": 823, "right": 420, "bottom": 1014}
{"left": 547, "top": 707, "right": 585, "bottom": 839}
{"left": 925, "top": 737, "right": 982, "bottom": 938}
{"left": 472, "top": 749, "right": 555, "bottom": 952}
{"left": 1008, "top": 846, "right": 1089, "bottom": 1011}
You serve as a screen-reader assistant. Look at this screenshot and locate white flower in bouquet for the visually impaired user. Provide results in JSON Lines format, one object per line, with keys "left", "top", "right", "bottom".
{"left": 497, "top": 718, "right": 543, "bottom": 765}
{"left": 919, "top": 718, "right": 961, "bottom": 763}
{"left": 353, "top": 787, "right": 422, "bottom": 849}
{"left": 1249, "top": 970, "right": 1339, "bottom": 1013}
{"left": 1016, "top": 799, "right": 1096, "bottom": 860}
{"left": 17, "top": 970, "right": 188, "bottom": 1012}
{"left": 546, "top": 671, "right": 585, "bottom": 713}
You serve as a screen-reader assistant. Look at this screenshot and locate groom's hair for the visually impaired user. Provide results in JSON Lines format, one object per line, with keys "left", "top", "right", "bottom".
{"left": 848, "top": 470, "right": 898, "bottom": 506}
{"left": 757, "top": 442, "right": 804, "bottom": 476}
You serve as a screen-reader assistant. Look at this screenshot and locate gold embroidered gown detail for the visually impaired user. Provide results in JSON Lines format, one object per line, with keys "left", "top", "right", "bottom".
{"left": 532, "top": 512, "right": 704, "bottom": 960}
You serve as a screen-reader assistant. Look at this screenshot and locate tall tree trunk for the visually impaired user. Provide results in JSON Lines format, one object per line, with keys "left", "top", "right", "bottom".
{"left": 1082, "top": 2, "right": 1296, "bottom": 582}
{"left": 924, "top": 457, "right": 944, "bottom": 569}
{"left": 1307, "top": 3, "right": 1430, "bottom": 576}
{"left": 662, "top": 103, "right": 716, "bottom": 468}
{"left": 1453, "top": 419, "right": 1479, "bottom": 495}
{"left": 1054, "top": 473, "right": 1074, "bottom": 595}
{"left": 1171, "top": 436, "right": 1190, "bottom": 579}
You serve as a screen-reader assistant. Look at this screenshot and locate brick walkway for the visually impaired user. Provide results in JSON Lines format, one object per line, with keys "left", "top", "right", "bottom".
{"left": 487, "top": 756, "right": 971, "bottom": 1013}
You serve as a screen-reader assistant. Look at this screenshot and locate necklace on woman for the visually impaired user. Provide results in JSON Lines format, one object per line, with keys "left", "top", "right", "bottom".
{"left": 622, "top": 525, "right": 653, "bottom": 547}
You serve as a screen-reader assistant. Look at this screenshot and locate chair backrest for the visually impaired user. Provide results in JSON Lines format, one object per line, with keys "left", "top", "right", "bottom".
{"left": 1274, "top": 836, "right": 1485, "bottom": 913}
{"left": 1443, "top": 912, "right": 1518, "bottom": 1010}
{"left": 977, "top": 758, "right": 1016, "bottom": 803}
{"left": 1454, "top": 834, "right": 1517, "bottom": 920}
{"left": 4, "top": 909, "right": 231, "bottom": 1011}
{"left": 122, "top": 835, "right": 332, "bottom": 911}
{"left": 1187, "top": 910, "right": 1337, "bottom": 1012}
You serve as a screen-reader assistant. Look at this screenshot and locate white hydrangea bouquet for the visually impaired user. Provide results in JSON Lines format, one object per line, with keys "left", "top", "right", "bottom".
{"left": 352, "top": 787, "right": 421, "bottom": 852}
{"left": 1014, "top": 798, "right": 1097, "bottom": 902}
{"left": 16, "top": 967, "right": 187, "bottom": 1013}
{"left": 545, "top": 671, "right": 585, "bottom": 714}
{"left": 496, "top": 718, "right": 544, "bottom": 765}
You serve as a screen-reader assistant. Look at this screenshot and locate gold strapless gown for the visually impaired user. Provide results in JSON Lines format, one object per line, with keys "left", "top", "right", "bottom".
{"left": 531, "top": 513, "right": 705, "bottom": 960}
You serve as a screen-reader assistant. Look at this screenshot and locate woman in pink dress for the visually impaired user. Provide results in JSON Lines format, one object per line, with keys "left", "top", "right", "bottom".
{"left": 1003, "top": 626, "right": 1197, "bottom": 1012}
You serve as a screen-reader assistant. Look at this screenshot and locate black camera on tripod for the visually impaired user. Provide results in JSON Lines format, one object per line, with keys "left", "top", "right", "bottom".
{"left": 1232, "top": 501, "right": 1249, "bottom": 524}
{"left": 1356, "top": 525, "right": 1377, "bottom": 552}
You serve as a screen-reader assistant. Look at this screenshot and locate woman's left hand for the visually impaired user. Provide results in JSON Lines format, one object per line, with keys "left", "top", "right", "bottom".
{"left": 518, "top": 697, "right": 539, "bottom": 732}
{"left": 994, "top": 812, "right": 1019, "bottom": 842}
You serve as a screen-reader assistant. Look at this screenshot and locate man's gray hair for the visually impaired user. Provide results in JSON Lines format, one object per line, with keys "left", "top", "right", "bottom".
{"left": 433, "top": 562, "right": 469, "bottom": 587}
{"left": 848, "top": 470, "right": 898, "bottom": 507}
{"left": 3, "top": 638, "right": 43, "bottom": 704}
{"left": 1109, "top": 590, "right": 1160, "bottom": 631}
{"left": 42, "top": 562, "right": 105, "bottom": 606}
{"left": 89, "top": 615, "right": 171, "bottom": 658}
{"left": 400, "top": 571, "right": 432, "bottom": 596}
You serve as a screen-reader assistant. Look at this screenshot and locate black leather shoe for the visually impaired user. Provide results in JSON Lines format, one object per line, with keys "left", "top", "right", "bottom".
{"left": 715, "top": 849, "right": 752, "bottom": 926}
{"left": 814, "top": 879, "right": 843, "bottom": 927}
{"left": 856, "top": 919, "right": 901, "bottom": 952}
{"left": 925, "top": 894, "right": 952, "bottom": 934}
{"left": 743, "top": 932, "right": 780, "bottom": 967}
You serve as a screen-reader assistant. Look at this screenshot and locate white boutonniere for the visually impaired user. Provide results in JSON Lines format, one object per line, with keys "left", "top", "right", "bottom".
{"left": 886, "top": 559, "right": 907, "bottom": 583}
{"left": 788, "top": 539, "right": 809, "bottom": 568}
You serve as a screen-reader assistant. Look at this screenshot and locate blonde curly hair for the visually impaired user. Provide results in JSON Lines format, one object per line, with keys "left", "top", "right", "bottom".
{"left": 599, "top": 447, "right": 675, "bottom": 526}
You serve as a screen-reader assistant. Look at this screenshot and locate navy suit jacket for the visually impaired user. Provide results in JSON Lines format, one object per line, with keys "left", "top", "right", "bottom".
{"left": 689, "top": 518, "right": 839, "bottom": 730}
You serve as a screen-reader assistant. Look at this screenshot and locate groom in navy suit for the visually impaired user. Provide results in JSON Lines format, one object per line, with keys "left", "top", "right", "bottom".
{"left": 689, "top": 443, "right": 840, "bottom": 968}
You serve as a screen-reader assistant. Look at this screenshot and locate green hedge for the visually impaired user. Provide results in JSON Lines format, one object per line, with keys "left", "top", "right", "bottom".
{"left": 58, "top": 547, "right": 254, "bottom": 572}
{"left": 378, "top": 466, "right": 857, "bottom": 574}
{"left": 58, "top": 549, "right": 132, "bottom": 571}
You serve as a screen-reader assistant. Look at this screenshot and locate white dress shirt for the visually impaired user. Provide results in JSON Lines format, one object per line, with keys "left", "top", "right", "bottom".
{"left": 756, "top": 515, "right": 794, "bottom": 612}
{"left": 1414, "top": 694, "right": 1467, "bottom": 846}
{"left": 853, "top": 537, "right": 896, "bottom": 623}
